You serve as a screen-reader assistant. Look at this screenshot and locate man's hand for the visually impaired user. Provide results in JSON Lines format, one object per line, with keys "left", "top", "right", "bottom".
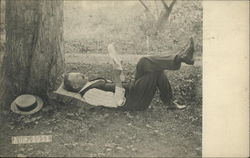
{"left": 113, "top": 69, "right": 122, "bottom": 77}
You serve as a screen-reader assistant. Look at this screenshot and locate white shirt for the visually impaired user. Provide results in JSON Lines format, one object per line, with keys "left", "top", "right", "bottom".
{"left": 83, "top": 86, "right": 126, "bottom": 108}
{"left": 78, "top": 80, "right": 126, "bottom": 108}
{"left": 55, "top": 81, "right": 126, "bottom": 108}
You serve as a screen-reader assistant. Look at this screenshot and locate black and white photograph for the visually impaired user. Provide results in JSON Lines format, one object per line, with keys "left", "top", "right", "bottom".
{"left": 0, "top": 0, "right": 248, "bottom": 157}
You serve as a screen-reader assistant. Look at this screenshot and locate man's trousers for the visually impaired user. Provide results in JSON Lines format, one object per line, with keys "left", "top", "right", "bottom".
{"left": 122, "top": 55, "right": 181, "bottom": 110}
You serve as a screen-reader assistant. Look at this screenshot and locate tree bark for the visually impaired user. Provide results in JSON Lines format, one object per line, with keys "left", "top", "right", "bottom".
{"left": 0, "top": 0, "right": 64, "bottom": 108}
{"left": 156, "top": 0, "right": 177, "bottom": 31}
{"left": 0, "top": 0, "right": 5, "bottom": 66}
{"left": 138, "top": 0, "right": 176, "bottom": 35}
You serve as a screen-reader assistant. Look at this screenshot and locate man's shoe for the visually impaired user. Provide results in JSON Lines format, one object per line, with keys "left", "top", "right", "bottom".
{"left": 178, "top": 37, "right": 195, "bottom": 65}
{"left": 167, "top": 100, "right": 186, "bottom": 110}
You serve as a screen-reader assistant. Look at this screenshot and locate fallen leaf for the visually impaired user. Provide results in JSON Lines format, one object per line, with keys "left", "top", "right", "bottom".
{"left": 104, "top": 113, "right": 109, "bottom": 118}
{"left": 105, "top": 143, "right": 116, "bottom": 148}
{"left": 146, "top": 124, "right": 153, "bottom": 129}
{"left": 67, "top": 113, "right": 74, "bottom": 116}
{"left": 125, "top": 112, "right": 133, "bottom": 119}
{"left": 106, "top": 148, "right": 112, "bottom": 152}
{"left": 116, "top": 146, "right": 124, "bottom": 150}
{"left": 17, "top": 154, "right": 26, "bottom": 157}
{"left": 97, "top": 153, "right": 105, "bottom": 156}
{"left": 131, "top": 147, "right": 137, "bottom": 152}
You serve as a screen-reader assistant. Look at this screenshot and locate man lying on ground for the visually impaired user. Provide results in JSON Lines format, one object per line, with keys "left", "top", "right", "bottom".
{"left": 63, "top": 37, "right": 195, "bottom": 111}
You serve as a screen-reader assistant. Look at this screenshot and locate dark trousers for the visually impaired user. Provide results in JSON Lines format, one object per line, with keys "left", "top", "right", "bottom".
{"left": 94, "top": 55, "right": 181, "bottom": 110}
{"left": 123, "top": 55, "right": 181, "bottom": 110}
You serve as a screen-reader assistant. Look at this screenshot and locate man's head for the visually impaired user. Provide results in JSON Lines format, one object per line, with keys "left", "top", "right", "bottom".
{"left": 64, "top": 72, "right": 88, "bottom": 92}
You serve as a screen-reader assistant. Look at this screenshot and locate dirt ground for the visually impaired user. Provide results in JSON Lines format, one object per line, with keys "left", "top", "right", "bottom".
{"left": 0, "top": 57, "right": 202, "bottom": 157}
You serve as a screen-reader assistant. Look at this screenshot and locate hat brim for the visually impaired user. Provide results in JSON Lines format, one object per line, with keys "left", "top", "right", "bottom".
{"left": 11, "top": 96, "right": 44, "bottom": 115}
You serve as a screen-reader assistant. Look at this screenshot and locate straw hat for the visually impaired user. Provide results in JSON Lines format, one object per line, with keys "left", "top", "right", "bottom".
{"left": 11, "top": 94, "right": 44, "bottom": 115}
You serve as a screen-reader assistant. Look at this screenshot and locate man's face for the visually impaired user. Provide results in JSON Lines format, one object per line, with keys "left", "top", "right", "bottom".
{"left": 64, "top": 72, "right": 88, "bottom": 92}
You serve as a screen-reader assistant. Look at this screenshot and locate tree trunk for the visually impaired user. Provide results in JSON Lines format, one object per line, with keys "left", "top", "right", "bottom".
{"left": 0, "top": 0, "right": 64, "bottom": 108}
{"left": 154, "top": 0, "right": 159, "bottom": 20}
{"left": 0, "top": 0, "right": 5, "bottom": 66}
{"left": 156, "top": 0, "right": 177, "bottom": 31}
{"left": 146, "top": 36, "right": 150, "bottom": 52}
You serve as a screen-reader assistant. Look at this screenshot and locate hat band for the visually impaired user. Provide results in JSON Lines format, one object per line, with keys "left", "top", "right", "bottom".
{"left": 16, "top": 101, "right": 38, "bottom": 112}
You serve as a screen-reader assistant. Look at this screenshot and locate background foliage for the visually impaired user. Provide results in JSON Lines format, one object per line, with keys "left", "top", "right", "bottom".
{"left": 64, "top": 1, "right": 202, "bottom": 55}
{"left": 0, "top": 1, "right": 202, "bottom": 61}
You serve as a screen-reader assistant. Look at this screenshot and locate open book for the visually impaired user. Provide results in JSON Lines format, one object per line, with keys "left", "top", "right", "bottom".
{"left": 107, "top": 43, "right": 123, "bottom": 71}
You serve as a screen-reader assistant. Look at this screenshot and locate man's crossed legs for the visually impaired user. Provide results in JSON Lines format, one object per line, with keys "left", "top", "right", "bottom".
{"left": 89, "top": 37, "right": 195, "bottom": 110}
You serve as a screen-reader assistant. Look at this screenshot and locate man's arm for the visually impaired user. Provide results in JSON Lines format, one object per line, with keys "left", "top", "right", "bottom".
{"left": 113, "top": 69, "right": 123, "bottom": 88}
{"left": 113, "top": 69, "right": 126, "bottom": 106}
{"left": 109, "top": 43, "right": 126, "bottom": 106}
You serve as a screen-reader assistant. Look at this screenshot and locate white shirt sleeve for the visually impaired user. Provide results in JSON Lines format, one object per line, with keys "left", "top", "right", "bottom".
{"left": 83, "top": 87, "right": 126, "bottom": 108}
{"left": 114, "top": 86, "right": 126, "bottom": 106}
